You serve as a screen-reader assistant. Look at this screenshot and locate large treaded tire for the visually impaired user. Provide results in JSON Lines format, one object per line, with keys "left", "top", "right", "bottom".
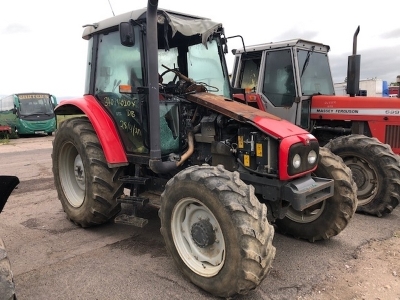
{"left": 275, "top": 147, "right": 357, "bottom": 242}
{"left": 325, "top": 134, "right": 400, "bottom": 217}
{"left": 0, "top": 238, "right": 16, "bottom": 300}
{"left": 52, "top": 117, "right": 124, "bottom": 227}
{"left": 159, "top": 165, "right": 276, "bottom": 298}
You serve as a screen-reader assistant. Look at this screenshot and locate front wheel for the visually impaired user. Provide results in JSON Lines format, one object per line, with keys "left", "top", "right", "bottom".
{"left": 275, "top": 147, "right": 358, "bottom": 242}
{"left": 52, "top": 117, "right": 124, "bottom": 227}
{"left": 325, "top": 134, "right": 400, "bottom": 217}
{"left": 159, "top": 165, "right": 276, "bottom": 298}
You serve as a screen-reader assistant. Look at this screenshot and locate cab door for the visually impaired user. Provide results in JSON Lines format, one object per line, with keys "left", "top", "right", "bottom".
{"left": 257, "top": 48, "right": 302, "bottom": 126}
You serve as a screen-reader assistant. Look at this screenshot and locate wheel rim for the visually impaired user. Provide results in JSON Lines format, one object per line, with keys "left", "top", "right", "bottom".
{"left": 286, "top": 201, "right": 326, "bottom": 223}
{"left": 171, "top": 197, "right": 225, "bottom": 277}
{"left": 342, "top": 155, "right": 377, "bottom": 206}
{"left": 59, "top": 142, "right": 85, "bottom": 207}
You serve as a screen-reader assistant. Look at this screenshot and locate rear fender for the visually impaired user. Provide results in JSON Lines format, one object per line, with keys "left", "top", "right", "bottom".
{"left": 55, "top": 95, "right": 128, "bottom": 167}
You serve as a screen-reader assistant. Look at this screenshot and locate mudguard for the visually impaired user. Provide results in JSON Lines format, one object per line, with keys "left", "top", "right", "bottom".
{"left": 55, "top": 95, "right": 128, "bottom": 167}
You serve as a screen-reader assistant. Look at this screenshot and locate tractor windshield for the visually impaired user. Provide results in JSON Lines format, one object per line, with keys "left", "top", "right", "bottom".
{"left": 158, "top": 39, "right": 231, "bottom": 98}
{"left": 297, "top": 50, "right": 335, "bottom": 96}
{"left": 187, "top": 41, "right": 230, "bottom": 97}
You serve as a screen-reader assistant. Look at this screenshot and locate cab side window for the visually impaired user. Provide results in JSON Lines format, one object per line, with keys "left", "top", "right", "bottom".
{"left": 239, "top": 51, "right": 262, "bottom": 92}
{"left": 95, "top": 28, "right": 147, "bottom": 154}
{"left": 95, "top": 30, "right": 142, "bottom": 94}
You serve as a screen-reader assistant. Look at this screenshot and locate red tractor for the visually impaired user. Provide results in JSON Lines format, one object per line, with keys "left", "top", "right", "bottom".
{"left": 0, "top": 125, "right": 12, "bottom": 138}
{"left": 0, "top": 175, "right": 19, "bottom": 300}
{"left": 52, "top": 1, "right": 357, "bottom": 297}
{"left": 231, "top": 27, "right": 400, "bottom": 218}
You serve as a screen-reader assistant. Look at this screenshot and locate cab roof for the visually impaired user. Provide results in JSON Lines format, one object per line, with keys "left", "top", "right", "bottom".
{"left": 82, "top": 7, "right": 222, "bottom": 44}
{"left": 235, "top": 39, "right": 330, "bottom": 54}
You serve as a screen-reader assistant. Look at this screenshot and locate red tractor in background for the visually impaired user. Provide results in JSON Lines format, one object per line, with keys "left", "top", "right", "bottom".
{"left": 0, "top": 125, "right": 12, "bottom": 138}
{"left": 389, "top": 85, "right": 400, "bottom": 98}
{"left": 231, "top": 27, "right": 400, "bottom": 218}
{"left": 51, "top": 1, "right": 357, "bottom": 297}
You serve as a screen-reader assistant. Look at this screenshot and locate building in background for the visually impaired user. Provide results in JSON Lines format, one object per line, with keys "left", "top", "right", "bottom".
{"left": 334, "top": 78, "right": 389, "bottom": 97}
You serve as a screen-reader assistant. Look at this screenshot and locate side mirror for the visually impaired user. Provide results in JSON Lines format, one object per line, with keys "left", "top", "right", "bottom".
{"left": 120, "top": 22, "right": 135, "bottom": 47}
{"left": 223, "top": 44, "right": 228, "bottom": 54}
{"left": 221, "top": 37, "right": 229, "bottom": 54}
{"left": 12, "top": 108, "right": 17, "bottom": 114}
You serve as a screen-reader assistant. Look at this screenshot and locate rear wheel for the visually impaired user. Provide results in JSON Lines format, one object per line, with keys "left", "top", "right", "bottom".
{"left": 0, "top": 238, "right": 16, "bottom": 300}
{"left": 52, "top": 117, "right": 124, "bottom": 227}
{"left": 275, "top": 147, "right": 357, "bottom": 242}
{"left": 159, "top": 165, "right": 276, "bottom": 298}
{"left": 325, "top": 134, "right": 400, "bottom": 217}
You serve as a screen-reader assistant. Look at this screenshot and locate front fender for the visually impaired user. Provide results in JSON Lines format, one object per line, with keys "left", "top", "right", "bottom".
{"left": 55, "top": 95, "right": 128, "bottom": 167}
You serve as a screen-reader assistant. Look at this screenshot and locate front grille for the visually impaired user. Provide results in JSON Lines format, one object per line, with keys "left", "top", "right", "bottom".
{"left": 385, "top": 125, "right": 400, "bottom": 148}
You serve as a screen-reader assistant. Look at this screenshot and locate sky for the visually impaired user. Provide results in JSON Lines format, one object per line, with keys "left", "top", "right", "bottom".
{"left": 1, "top": 0, "right": 399, "bottom": 99}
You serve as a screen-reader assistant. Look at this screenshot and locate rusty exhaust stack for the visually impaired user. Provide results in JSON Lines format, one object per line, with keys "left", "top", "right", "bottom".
{"left": 146, "top": 0, "right": 193, "bottom": 173}
{"left": 146, "top": 0, "right": 177, "bottom": 173}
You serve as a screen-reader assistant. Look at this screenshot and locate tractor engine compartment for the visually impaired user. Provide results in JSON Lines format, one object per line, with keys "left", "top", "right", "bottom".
{"left": 183, "top": 108, "right": 278, "bottom": 176}
{"left": 157, "top": 68, "right": 280, "bottom": 177}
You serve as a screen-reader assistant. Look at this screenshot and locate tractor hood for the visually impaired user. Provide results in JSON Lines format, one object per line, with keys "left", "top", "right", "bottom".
{"left": 186, "top": 92, "right": 311, "bottom": 140}
{"left": 312, "top": 95, "right": 400, "bottom": 117}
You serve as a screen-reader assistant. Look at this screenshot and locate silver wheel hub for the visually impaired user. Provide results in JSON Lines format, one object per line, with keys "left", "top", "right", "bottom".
{"left": 344, "top": 156, "right": 377, "bottom": 206}
{"left": 172, "top": 198, "right": 225, "bottom": 277}
{"left": 59, "top": 142, "right": 85, "bottom": 208}
{"left": 191, "top": 219, "right": 216, "bottom": 248}
{"left": 73, "top": 155, "right": 85, "bottom": 190}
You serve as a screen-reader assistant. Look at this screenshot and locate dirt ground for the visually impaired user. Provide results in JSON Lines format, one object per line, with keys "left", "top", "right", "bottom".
{"left": 304, "top": 233, "right": 400, "bottom": 300}
{"left": 0, "top": 135, "right": 399, "bottom": 300}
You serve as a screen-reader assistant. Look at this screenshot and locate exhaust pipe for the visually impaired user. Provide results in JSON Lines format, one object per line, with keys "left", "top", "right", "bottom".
{"left": 146, "top": 0, "right": 160, "bottom": 163}
{"left": 346, "top": 26, "right": 361, "bottom": 97}
{"left": 146, "top": 0, "right": 194, "bottom": 173}
{"left": 145, "top": 0, "right": 175, "bottom": 174}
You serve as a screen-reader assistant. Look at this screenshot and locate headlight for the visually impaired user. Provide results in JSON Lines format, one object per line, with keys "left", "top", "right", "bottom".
{"left": 292, "top": 154, "right": 301, "bottom": 169}
{"left": 307, "top": 150, "right": 317, "bottom": 164}
{"left": 287, "top": 140, "right": 319, "bottom": 176}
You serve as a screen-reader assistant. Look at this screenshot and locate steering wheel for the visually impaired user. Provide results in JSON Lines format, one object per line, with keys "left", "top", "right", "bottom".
{"left": 159, "top": 67, "right": 180, "bottom": 85}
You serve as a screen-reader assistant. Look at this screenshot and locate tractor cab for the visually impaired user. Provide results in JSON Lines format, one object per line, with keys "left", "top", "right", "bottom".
{"left": 231, "top": 39, "right": 334, "bottom": 131}
{"left": 81, "top": 8, "right": 231, "bottom": 156}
